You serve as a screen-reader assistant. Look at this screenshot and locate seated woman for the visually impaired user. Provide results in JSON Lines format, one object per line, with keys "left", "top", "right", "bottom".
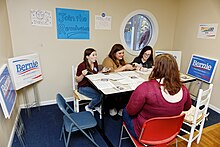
{"left": 132, "top": 46, "right": 154, "bottom": 71}
{"left": 102, "top": 43, "right": 135, "bottom": 116}
{"left": 123, "top": 53, "right": 192, "bottom": 139}
{"left": 76, "top": 48, "right": 103, "bottom": 115}
{"left": 102, "top": 43, "right": 135, "bottom": 72}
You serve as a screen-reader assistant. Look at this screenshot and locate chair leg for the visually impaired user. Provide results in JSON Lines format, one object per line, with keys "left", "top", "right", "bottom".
{"left": 187, "top": 125, "right": 196, "bottom": 147}
{"left": 59, "top": 123, "right": 64, "bottom": 140}
{"left": 175, "top": 138, "right": 178, "bottom": 147}
{"left": 74, "top": 99, "right": 80, "bottom": 112}
{"left": 79, "top": 128, "right": 99, "bottom": 147}
{"left": 119, "top": 125, "right": 124, "bottom": 147}
{"left": 100, "top": 105, "right": 102, "bottom": 119}
{"left": 196, "top": 119, "right": 206, "bottom": 144}
{"left": 65, "top": 131, "right": 72, "bottom": 147}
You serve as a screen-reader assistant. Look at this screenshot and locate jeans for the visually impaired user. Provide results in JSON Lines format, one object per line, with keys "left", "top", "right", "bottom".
{"left": 122, "top": 108, "right": 138, "bottom": 140}
{"left": 78, "top": 86, "right": 102, "bottom": 109}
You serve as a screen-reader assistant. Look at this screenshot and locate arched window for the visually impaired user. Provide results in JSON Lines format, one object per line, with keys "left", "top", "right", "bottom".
{"left": 120, "top": 10, "right": 159, "bottom": 55}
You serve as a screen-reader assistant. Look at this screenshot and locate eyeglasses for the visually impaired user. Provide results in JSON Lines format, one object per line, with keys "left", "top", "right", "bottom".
{"left": 144, "top": 53, "right": 151, "bottom": 56}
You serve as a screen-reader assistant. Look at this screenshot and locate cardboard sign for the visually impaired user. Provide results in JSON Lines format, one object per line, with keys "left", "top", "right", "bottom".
{"left": 8, "top": 53, "right": 43, "bottom": 90}
{"left": 187, "top": 54, "right": 218, "bottom": 83}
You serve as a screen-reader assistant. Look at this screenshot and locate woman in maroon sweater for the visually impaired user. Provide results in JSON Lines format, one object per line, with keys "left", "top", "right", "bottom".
{"left": 123, "top": 53, "right": 192, "bottom": 139}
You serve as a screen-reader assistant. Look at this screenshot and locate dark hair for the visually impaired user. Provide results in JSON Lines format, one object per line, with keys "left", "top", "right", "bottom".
{"left": 138, "top": 46, "right": 154, "bottom": 63}
{"left": 149, "top": 53, "right": 181, "bottom": 95}
{"left": 83, "top": 48, "right": 97, "bottom": 73}
{"left": 108, "top": 44, "right": 126, "bottom": 67}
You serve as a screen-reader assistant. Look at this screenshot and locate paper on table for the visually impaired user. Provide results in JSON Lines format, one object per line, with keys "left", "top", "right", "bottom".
{"left": 92, "top": 80, "right": 115, "bottom": 89}
{"left": 118, "top": 76, "right": 145, "bottom": 85}
{"left": 107, "top": 73, "right": 123, "bottom": 80}
{"left": 128, "top": 83, "right": 141, "bottom": 90}
{"left": 118, "top": 71, "right": 139, "bottom": 77}
{"left": 180, "top": 73, "right": 196, "bottom": 82}
{"left": 86, "top": 73, "right": 106, "bottom": 81}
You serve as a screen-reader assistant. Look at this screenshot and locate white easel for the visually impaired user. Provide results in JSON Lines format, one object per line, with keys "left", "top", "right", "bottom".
{"left": 21, "top": 82, "right": 40, "bottom": 117}
{"left": 8, "top": 53, "right": 43, "bottom": 117}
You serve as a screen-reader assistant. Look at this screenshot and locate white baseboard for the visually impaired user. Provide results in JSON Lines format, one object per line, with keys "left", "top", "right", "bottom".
{"left": 19, "top": 97, "right": 74, "bottom": 108}
{"left": 209, "top": 104, "right": 220, "bottom": 114}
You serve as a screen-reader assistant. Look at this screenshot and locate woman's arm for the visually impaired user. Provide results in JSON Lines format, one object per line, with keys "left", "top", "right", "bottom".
{"left": 75, "top": 70, "right": 87, "bottom": 83}
{"left": 114, "top": 64, "right": 135, "bottom": 72}
{"left": 183, "top": 87, "right": 192, "bottom": 111}
{"left": 126, "top": 83, "right": 146, "bottom": 116}
{"left": 75, "top": 64, "right": 88, "bottom": 83}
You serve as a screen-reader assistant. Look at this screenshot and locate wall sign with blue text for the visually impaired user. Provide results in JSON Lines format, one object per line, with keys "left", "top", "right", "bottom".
{"left": 187, "top": 54, "right": 218, "bottom": 83}
{"left": 0, "top": 64, "right": 17, "bottom": 119}
{"left": 56, "top": 8, "right": 90, "bottom": 39}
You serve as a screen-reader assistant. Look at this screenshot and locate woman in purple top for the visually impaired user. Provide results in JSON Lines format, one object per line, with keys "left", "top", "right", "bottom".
{"left": 123, "top": 53, "right": 192, "bottom": 139}
{"left": 76, "top": 48, "right": 103, "bottom": 115}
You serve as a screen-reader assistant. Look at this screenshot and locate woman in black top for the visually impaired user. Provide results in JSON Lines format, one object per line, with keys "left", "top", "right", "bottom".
{"left": 132, "top": 46, "right": 154, "bottom": 70}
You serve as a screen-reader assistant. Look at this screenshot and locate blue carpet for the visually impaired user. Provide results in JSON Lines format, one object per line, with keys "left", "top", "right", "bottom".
{"left": 12, "top": 102, "right": 220, "bottom": 147}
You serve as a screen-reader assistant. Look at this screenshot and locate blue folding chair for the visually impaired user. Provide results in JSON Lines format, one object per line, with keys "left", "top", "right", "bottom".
{"left": 56, "top": 93, "right": 99, "bottom": 147}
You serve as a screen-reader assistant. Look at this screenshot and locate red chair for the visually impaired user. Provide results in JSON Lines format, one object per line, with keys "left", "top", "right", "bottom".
{"left": 119, "top": 113, "right": 185, "bottom": 147}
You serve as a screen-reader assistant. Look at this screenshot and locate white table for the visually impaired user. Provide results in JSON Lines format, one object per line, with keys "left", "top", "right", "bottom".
{"left": 86, "top": 70, "right": 150, "bottom": 95}
{"left": 86, "top": 71, "right": 196, "bottom": 95}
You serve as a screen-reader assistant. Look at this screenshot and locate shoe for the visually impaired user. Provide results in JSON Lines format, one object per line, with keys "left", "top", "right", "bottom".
{"left": 95, "top": 106, "right": 102, "bottom": 114}
{"left": 85, "top": 105, "right": 94, "bottom": 115}
{"left": 109, "top": 108, "right": 117, "bottom": 116}
{"left": 118, "top": 109, "right": 123, "bottom": 116}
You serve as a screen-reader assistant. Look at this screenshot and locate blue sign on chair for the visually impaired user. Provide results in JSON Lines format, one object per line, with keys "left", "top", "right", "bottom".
{"left": 56, "top": 8, "right": 90, "bottom": 39}
{"left": 187, "top": 54, "right": 218, "bottom": 83}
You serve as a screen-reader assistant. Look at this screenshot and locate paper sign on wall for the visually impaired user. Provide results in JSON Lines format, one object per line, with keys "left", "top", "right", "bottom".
{"left": 8, "top": 53, "right": 43, "bottom": 90}
{"left": 95, "top": 14, "right": 112, "bottom": 30}
{"left": 31, "top": 9, "right": 52, "bottom": 27}
{"left": 197, "top": 24, "right": 218, "bottom": 39}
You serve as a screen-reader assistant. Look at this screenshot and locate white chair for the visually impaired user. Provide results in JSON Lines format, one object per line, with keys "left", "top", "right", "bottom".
{"left": 72, "top": 65, "right": 102, "bottom": 119}
{"left": 178, "top": 84, "right": 213, "bottom": 147}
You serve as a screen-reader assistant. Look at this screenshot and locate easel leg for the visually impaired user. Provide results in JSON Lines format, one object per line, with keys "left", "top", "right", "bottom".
{"left": 22, "top": 88, "right": 31, "bottom": 117}
{"left": 33, "top": 83, "right": 40, "bottom": 110}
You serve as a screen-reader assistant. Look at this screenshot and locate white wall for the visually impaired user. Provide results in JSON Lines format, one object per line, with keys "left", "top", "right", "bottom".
{"left": 6, "top": 0, "right": 178, "bottom": 103}
{"left": 0, "top": 0, "right": 19, "bottom": 147}
{"left": 174, "top": 0, "right": 220, "bottom": 111}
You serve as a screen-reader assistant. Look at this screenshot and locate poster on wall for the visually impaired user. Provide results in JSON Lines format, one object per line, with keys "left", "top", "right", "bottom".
{"left": 155, "top": 50, "right": 182, "bottom": 70}
{"left": 187, "top": 54, "right": 218, "bottom": 83}
{"left": 8, "top": 53, "right": 43, "bottom": 90}
{"left": 56, "top": 8, "right": 89, "bottom": 39}
{"left": 95, "top": 13, "right": 112, "bottom": 30}
{"left": 31, "top": 9, "right": 52, "bottom": 27}
{"left": 0, "top": 64, "right": 17, "bottom": 119}
{"left": 197, "top": 24, "right": 218, "bottom": 39}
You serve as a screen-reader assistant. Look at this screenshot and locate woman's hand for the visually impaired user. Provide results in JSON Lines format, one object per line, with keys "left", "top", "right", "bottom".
{"left": 102, "top": 67, "right": 111, "bottom": 73}
{"left": 124, "top": 64, "right": 135, "bottom": 70}
{"left": 82, "top": 69, "right": 88, "bottom": 76}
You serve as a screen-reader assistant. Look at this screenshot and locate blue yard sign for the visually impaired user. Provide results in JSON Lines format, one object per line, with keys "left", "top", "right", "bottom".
{"left": 0, "top": 64, "right": 16, "bottom": 119}
{"left": 187, "top": 54, "right": 218, "bottom": 83}
{"left": 56, "top": 8, "right": 90, "bottom": 39}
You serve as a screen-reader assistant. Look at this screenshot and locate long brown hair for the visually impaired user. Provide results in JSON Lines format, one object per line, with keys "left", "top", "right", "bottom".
{"left": 108, "top": 44, "right": 126, "bottom": 67}
{"left": 149, "top": 53, "right": 181, "bottom": 95}
{"left": 83, "top": 48, "right": 97, "bottom": 73}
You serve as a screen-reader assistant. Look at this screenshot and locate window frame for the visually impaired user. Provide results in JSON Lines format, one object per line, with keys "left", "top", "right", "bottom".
{"left": 120, "top": 10, "right": 159, "bottom": 55}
